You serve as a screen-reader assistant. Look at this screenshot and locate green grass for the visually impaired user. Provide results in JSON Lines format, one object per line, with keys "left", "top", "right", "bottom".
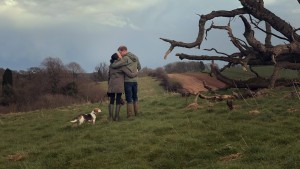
{"left": 222, "top": 66, "right": 300, "bottom": 80}
{"left": 1, "top": 76, "right": 300, "bottom": 169}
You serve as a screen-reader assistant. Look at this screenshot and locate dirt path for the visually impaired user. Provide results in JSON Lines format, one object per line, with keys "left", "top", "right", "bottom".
{"left": 168, "top": 73, "right": 227, "bottom": 94}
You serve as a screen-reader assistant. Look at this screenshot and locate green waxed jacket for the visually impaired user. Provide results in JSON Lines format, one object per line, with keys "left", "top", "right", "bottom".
{"left": 110, "top": 52, "right": 141, "bottom": 82}
{"left": 107, "top": 66, "right": 137, "bottom": 93}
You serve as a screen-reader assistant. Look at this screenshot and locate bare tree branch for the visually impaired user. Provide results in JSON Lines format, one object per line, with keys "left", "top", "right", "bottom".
{"left": 239, "top": 0, "right": 300, "bottom": 42}
{"left": 204, "top": 48, "right": 231, "bottom": 57}
{"left": 160, "top": 8, "right": 246, "bottom": 58}
{"left": 249, "top": 15, "right": 289, "bottom": 41}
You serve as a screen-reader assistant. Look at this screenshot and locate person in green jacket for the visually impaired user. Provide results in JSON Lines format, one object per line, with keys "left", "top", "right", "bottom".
{"left": 110, "top": 46, "right": 141, "bottom": 118}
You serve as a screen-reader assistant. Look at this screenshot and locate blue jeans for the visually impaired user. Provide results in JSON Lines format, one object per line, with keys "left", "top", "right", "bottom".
{"left": 124, "top": 82, "right": 138, "bottom": 103}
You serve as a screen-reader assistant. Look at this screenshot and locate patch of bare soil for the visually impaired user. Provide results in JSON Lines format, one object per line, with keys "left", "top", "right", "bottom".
{"left": 7, "top": 152, "right": 28, "bottom": 161}
{"left": 219, "top": 153, "right": 243, "bottom": 162}
{"left": 168, "top": 73, "right": 227, "bottom": 94}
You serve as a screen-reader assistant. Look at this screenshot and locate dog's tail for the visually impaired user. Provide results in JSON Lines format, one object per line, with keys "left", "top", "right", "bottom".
{"left": 70, "top": 119, "right": 78, "bottom": 123}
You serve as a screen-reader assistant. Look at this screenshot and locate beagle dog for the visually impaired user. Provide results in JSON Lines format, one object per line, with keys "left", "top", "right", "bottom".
{"left": 70, "top": 108, "right": 102, "bottom": 126}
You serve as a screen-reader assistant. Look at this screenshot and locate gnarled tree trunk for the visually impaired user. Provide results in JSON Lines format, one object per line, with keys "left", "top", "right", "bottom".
{"left": 161, "top": 0, "right": 300, "bottom": 89}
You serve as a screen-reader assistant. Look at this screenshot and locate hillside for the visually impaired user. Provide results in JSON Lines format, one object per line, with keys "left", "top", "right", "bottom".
{"left": 168, "top": 73, "right": 227, "bottom": 94}
{"left": 0, "top": 76, "right": 300, "bottom": 169}
{"left": 167, "top": 67, "right": 300, "bottom": 95}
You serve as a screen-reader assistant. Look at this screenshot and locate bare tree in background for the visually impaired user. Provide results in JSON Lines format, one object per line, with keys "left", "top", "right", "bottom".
{"left": 94, "top": 62, "right": 109, "bottom": 82}
{"left": 41, "top": 57, "right": 67, "bottom": 94}
{"left": 66, "top": 62, "right": 85, "bottom": 79}
{"left": 161, "top": 0, "right": 300, "bottom": 89}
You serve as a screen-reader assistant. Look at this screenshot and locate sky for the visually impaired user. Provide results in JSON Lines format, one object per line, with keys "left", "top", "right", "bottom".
{"left": 0, "top": 0, "right": 299, "bottom": 73}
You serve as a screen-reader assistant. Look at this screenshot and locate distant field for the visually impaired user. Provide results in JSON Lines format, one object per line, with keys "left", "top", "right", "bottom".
{"left": 0, "top": 76, "right": 300, "bottom": 169}
{"left": 222, "top": 66, "right": 300, "bottom": 80}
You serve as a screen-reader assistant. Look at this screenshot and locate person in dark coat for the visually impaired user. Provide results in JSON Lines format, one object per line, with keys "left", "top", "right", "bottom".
{"left": 107, "top": 53, "right": 137, "bottom": 121}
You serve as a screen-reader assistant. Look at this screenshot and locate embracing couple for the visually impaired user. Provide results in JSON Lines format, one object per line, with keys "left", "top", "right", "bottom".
{"left": 107, "top": 45, "right": 141, "bottom": 121}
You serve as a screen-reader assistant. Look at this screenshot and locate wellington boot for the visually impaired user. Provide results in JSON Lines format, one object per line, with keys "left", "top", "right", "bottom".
{"left": 133, "top": 101, "right": 139, "bottom": 116}
{"left": 126, "top": 103, "right": 134, "bottom": 118}
{"left": 114, "top": 104, "right": 121, "bottom": 121}
{"left": 108, "top": 104, "right": 114, "bottom": 121}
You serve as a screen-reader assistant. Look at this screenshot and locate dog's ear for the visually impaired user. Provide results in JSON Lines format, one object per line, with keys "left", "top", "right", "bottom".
{"left": 94, "top": 108, "right": 101, "bottom": 113}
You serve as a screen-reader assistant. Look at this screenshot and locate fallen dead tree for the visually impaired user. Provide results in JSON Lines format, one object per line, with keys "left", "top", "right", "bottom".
{"left": 161, "top": 0, "right": 300, "bottom": 89}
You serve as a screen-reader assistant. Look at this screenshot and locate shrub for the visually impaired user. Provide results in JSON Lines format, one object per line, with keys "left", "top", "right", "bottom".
{"left": 1, "top": 69, "right": 15, "bottom": 106}
{"left": 148, "top": 67, "right": 183, "bottom": 92}
{"left": 61, "top": 82, "right": 78, "bottom": 96}
{"left": 78, "top": 83, "right": 106, "bottom": 103}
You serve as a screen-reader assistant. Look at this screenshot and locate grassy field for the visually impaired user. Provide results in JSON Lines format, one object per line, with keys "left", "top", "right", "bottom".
{"left": 222, "top": 66, "right": 300, "bottom": 80}
{"left": 0, "top": 76, "right": 300, "bottom": 169}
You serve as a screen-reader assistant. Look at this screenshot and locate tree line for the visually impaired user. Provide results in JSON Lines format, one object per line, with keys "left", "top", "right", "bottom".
{"left": 0, "top": 57, "right": 107, "bottom": 113}
{"left": 0, "top": 58, "right": 210, "bottom": 113}
{"left": 93, "top": 60, "right": 210, "bottom": 81}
